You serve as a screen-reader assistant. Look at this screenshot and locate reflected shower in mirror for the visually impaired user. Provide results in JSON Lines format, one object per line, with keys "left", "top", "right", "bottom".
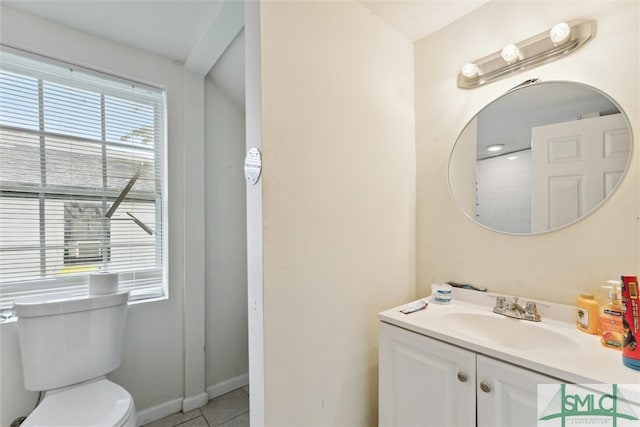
{"left": 449, "top": 81, "right": 632, "bottom": 235}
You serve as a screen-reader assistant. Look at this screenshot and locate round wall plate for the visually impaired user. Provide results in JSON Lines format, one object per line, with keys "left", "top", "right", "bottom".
{"left": 244, "top": 147, "right": 262, "bottom": 185}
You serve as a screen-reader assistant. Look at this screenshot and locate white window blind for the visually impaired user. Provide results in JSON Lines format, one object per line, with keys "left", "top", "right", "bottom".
{"left": 0, "top": 46, "right": 166, "bottom": 311}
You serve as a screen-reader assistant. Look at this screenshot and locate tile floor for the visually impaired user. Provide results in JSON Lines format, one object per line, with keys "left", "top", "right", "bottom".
{"left": 143, "top": 387, "right": 249, "bottom": 427}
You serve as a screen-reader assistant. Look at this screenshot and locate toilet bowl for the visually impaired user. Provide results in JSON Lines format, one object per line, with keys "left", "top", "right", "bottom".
{"left": 21, "top": 378, "right": 136, "bottom": 427}
{"left": 14, "top": 291, "right": 136, "bottom": 427}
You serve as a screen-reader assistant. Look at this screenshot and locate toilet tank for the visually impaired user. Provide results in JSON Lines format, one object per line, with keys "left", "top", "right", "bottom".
{"left": 14, "top": 291, "right": 129, "bottom": 391}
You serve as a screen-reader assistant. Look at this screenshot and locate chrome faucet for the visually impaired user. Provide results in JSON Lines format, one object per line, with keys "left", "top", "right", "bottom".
{"left": 504, "top": 297, "right": 526, "bottom": 319}
{"left": 493, "top": 296, "right": 541, "bottom": 322}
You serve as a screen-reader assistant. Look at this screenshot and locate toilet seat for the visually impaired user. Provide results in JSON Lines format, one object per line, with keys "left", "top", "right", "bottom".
{"left": 22, "top": 378, "right": 135, "bottom": 427}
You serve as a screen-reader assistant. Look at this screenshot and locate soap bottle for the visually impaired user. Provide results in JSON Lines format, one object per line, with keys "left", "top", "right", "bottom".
{"left": 598, "top": 280, "right": 624, "bottom": 349}
{"left": 576, "top": 293, "right": 600, "bottom": 334}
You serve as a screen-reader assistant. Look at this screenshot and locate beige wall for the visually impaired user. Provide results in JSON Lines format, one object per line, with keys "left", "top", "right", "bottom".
{"left": 416, "top": 1, "right": 639, "bottom": 305}
{"left": 259, "top": 1, "right": 415, "bottom": 424}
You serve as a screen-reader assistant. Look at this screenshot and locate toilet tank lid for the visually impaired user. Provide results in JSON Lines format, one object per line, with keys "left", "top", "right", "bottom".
{"left": 14, "top": 291, "right": 129, "bottom": 318}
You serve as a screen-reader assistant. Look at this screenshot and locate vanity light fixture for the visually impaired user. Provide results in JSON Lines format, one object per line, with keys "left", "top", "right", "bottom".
{"left": 457, "top": 19, "right": 596, "bottom": 89}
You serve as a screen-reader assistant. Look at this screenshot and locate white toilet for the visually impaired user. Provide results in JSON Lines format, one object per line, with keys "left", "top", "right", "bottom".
{"left": 14, "top": 291, "right": 136, "bottom": 427}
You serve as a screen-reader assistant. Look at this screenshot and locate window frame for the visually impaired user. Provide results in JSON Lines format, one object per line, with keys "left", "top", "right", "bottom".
{"left": 0, "top": 45, "right": 168, "bottom": 313}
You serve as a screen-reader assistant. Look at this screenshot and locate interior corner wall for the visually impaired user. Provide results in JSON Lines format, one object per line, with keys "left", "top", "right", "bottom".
{"left": 0, "top": 7, "right": 186, "bottom": 425}
{"left": 258, "top": 1, "right": 415, "bottom": 424}
{"left": 204, "top": 76, "right": 249, "bottom": 392}
{"left": 415, "top": 0, "right": 639, "bottom": 304}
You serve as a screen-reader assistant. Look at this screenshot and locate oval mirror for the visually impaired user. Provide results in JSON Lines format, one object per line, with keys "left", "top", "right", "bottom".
{"left": 449, "top": 81, "right": 633, "bottom": 234}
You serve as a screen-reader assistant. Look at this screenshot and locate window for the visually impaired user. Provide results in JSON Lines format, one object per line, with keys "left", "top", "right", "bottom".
{"left": 0, "top": 46, "right": 166, "bottom": 311}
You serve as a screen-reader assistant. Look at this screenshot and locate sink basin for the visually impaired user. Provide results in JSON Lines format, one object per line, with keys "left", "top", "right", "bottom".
{"left": 440, "top": 312, "right": 582, "bottom": 352}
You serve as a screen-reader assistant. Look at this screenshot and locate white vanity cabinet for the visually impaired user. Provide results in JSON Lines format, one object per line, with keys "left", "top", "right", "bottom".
{"left": 379, "top": 322, "right": 561, "bottom": 427}
{"left": 379, "top": 321, "right": 475, "bottom": 426}
{"left": 476, "top": 353, "right": 561, "bottom": 427}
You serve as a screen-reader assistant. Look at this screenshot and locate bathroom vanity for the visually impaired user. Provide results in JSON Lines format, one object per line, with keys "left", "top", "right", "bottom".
{"left": 378, "top": 289, "right": 640, "bottom": 426}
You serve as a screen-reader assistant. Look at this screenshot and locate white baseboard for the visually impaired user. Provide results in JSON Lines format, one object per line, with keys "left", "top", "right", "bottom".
{"left": 134, "top": 374, "right": 249, "bottom": 426}
{"left": 206, "top": 372, "right": 249, "bottom": 399}
{"left": 182, "top": 391, "right": 209, "bottom": 412}
{"left": 135, "top": 397, "right": 182, "bottom": 427}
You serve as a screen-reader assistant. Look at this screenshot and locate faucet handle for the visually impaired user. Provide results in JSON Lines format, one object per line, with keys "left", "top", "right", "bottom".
{"left": 525, "top": 301, "right": 537, "bottom": 314}
{"left": 523, "top": 301, "right": 541, "bottom": 322}
{"left": 493, "top": 296, "right": 506, "bottom": 315}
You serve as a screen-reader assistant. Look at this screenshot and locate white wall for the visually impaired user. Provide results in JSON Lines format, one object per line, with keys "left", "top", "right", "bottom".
{"left": 244, "top": 3, "right": 265, "bottom": 423}
{"left": 0, "top": 5, "right": 249, "bottom": 426}
{"left": 258, "top": 1, "right": 415, "bottom": 424}
{"left": 416, "top": 1, "right": 639, "bottom": 304}
{"left": 476, "top": 150, "right": 532, "bottom": 233}
{"left": 204, "top": 42, "right": 249, "bottom": 392}
{"left": 0, "top": 7, "right": 186, "bottom": 425}
{"left": 449, "top": 117, "right": 478, "bottom": 219}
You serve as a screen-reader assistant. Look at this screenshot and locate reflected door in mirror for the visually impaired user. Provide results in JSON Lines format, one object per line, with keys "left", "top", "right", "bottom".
{"left": 531, "top": 113, "right": 630, "bottom": 232}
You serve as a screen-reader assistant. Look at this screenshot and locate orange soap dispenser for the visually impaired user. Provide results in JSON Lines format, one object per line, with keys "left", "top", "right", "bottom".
{"left": 576, "top": 293, "right": 600, "bottom": 334}
{"left": 598, "top": 280, "right": 624, "bottom": 349}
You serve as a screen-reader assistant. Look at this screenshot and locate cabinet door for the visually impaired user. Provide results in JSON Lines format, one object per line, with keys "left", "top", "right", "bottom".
{"left": 379, "top": 322, "right": 476, "bottom": 426}
{"left": 477, "top": 354, "right": 561, "bottom": 427}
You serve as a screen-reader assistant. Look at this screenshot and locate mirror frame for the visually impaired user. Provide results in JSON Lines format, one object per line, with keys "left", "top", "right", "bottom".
{"left": 448, "top": 80, "right": 634, "bottom": 235}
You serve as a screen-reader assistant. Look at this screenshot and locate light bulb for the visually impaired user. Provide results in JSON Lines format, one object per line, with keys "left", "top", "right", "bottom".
{"left": 501, "top": 44, "right": 520, "bottom": 63}
{"left": 549, "top": 22, "right": 571, "bottom": 44}
{"left": 460, "top": 63, "right": 479, "bottom": 79}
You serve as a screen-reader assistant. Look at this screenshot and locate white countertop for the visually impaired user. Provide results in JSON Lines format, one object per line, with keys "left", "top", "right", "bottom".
{"left": 379, "top": 288, "right": 640, "bottom": 385}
